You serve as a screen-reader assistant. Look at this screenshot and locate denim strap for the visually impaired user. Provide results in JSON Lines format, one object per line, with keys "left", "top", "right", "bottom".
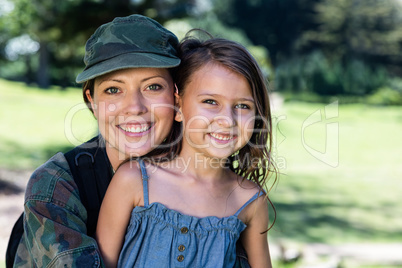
{"left": 139, "top": 159, "right": 149, "bottom": 206}
{"left": 234, "top": 191, "right": 264, "bottom": 217}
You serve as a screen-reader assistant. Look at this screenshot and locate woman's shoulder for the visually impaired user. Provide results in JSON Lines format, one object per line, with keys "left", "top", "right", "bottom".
{"left": 25, "top": 152, "right": 76, "bottom": 199}
{"left": 30, "top": 152, "right": 71, "bottom": 182}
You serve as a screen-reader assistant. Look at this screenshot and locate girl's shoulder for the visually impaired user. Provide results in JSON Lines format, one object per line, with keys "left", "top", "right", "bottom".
{"left": 235, "top": 176, "right": 267, "bottom": 222}
{"left": 112, "top": 160, "right": 144, "bottom": 188}
{"left": 115, "top": 159, "right": 143, "bottom": 175}
{"left": 109, "top": 160, "right": 146, "bottom": 206}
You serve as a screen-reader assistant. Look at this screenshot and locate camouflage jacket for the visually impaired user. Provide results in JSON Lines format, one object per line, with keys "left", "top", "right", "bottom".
{"left": 13, "top": 152, "right": 104, "bottom": 268}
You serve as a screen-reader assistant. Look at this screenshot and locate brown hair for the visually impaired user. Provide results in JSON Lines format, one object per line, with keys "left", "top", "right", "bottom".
{"left": 82, "top": 79, "right": 95, "bottom": 114}
{"left": 173, "top": 32, "right": 277, "bottom": 230}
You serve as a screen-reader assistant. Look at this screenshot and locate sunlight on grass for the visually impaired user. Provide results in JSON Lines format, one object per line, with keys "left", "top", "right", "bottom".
{"left": 0, "top": 79, "right": 97, "bottom": 169}
{"left": 270, "top": 101, "right": 402, "bottom": 245}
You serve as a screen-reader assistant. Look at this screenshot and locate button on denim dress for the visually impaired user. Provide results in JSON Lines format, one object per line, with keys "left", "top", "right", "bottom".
{"left": 117, "top": 160, "right": 263, "bottom": 268}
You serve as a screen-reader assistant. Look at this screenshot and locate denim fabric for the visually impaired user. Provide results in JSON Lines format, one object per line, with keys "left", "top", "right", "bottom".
{"left": 234, "top": 240, "right": 251, "bottom": 268}
{"left": 117, "top": 160, "right": 261, "bottom": 267}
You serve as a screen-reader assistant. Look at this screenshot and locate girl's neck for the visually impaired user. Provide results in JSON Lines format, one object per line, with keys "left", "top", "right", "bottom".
{"left": 175, "top": 150, "right": 231, "bottom": 182}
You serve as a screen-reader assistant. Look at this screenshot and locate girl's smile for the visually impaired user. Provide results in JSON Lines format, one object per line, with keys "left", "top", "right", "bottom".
{"left": 208, "top": 131, "right": 237, "bottom": 143}
{"left": 176, "top": 63, "right": 256, "bottom": 160}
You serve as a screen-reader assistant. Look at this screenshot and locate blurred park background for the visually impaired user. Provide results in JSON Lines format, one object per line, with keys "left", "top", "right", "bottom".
{"left": 1, "top": 0, "right": 402, "bottom": 267}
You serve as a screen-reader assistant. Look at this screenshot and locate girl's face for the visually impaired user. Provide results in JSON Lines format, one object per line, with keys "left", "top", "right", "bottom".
{"left": 176, "top": 63, "right": 256, "bottom": 160}
{"left": 86, "top": 68, "right": 174, "bottom": 168}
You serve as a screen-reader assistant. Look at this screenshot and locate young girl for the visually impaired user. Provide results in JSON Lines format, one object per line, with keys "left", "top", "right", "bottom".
{"left": 96, "top": 34, "right": 277, "bottom": 268}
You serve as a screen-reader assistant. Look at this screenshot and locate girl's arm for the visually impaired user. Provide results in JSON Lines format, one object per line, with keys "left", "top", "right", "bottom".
{"left": 96, "top": 162, "right": 143, "bottom": 268}
{"left": 240, "top": 195, "right": 272, "bottom": 268}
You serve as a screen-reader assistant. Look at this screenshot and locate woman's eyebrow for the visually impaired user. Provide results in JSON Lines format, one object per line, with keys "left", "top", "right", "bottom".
{"left": 97, "top": 78, "right": 124, "bottom": 86}
{"left": 141, "top": 75, "right": 167, "bottom": 82}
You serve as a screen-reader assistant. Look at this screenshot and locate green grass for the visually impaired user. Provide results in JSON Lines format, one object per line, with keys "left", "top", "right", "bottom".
{"left": 0, "top": 79, "right": 97, "bottom": 170}
{"left": 269, "top": 101, "right": 402, "bottom": 245}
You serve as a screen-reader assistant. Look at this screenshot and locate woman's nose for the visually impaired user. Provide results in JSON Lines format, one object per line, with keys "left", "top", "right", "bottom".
{"left": 123, "top": 90, "right": 148, "bottom": 115}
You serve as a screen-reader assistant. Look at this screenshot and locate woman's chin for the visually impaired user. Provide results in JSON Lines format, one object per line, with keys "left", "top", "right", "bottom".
{"left": 122, "top": 143, "right": 154, "bottom": 158}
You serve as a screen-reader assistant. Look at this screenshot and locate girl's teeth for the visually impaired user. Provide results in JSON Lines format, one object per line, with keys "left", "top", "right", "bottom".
{"left": 210, "top": 133, "right": 232, "bottom": 140}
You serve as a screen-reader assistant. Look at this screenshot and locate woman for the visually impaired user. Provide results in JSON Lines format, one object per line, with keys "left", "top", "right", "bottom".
{"left": 12, "top": 14, "right": 180, "bottom": 267}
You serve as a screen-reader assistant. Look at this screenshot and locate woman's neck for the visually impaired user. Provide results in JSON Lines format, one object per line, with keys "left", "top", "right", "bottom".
{"left": 105, "top": 146, "right": 128, "bottom": 171}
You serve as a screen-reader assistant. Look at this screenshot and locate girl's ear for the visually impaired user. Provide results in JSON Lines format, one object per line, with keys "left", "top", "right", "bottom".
{"left": 174, "top": 92, "right": 183, "bottom": 122}
{"left": 85, "top": 89, "right": 97, "bottom": 118}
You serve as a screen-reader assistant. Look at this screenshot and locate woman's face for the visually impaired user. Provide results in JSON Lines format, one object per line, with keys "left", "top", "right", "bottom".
{"left": 86, "top": 68, "right": 174, "bottom": 168}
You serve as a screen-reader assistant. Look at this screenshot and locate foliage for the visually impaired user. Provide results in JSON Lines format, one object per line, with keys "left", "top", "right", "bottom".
{"left": 2, "top": 0, "right": 402, "bottom": 100}
{"left": 165, "top": 14, "right": 274, "bottom": 79}
{"left": 0, "top": 0, "right": 196, "bottom": 88}
{"left": 214, "top": 0, "right": 402, "bottom": 99}
{"left": 275, "top": 50, "right": 389, "bottom": 96}
{"left": 366, "top": 86, "right": 402, "bottom": 105}
{"left": 213, "top": 0, "right": 319, "bottom": 66}
{"left": 299, "top": 0, "right": 402, "bottom": 66}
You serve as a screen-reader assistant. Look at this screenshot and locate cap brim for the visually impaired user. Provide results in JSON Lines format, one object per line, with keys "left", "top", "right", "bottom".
{"left": 76, "top": 53, "right": 180, "bottom": 83}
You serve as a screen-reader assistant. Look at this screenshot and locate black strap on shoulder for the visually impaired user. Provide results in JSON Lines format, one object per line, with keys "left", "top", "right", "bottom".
{"left": 5, "top": 136, "right": 112, "bottom": 267}
{"left": 5, "top": 213, "right": 24, "bottom": 268}
{"left": 64, "top": 135, "right": 113, "bottom": 238}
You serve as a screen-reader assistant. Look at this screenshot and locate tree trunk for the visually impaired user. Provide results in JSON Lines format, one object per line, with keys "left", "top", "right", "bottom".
{"left": 37, "top": 41, "right": 49, "bottom": 89}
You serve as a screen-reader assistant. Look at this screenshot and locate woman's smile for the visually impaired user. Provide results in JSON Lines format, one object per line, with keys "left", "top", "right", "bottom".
{"left": 87, "top": 67, "right": 174, "bottom": 165}
{"left": 118, "top": 122, "right": 154, "bottom": 136}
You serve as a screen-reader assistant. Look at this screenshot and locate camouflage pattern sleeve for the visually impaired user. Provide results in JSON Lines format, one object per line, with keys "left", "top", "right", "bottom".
{"left": 13, "top": 152, "right": 104, "bottom": 268}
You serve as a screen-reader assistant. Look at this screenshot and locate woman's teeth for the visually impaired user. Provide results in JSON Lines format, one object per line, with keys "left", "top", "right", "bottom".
{"left": 120, "top": 125, "right": 151, "bottom": 133}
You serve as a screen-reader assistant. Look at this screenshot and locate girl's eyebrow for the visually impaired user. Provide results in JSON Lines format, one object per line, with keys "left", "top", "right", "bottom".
{"left": 198, "top": 93, "right": 255, "bottom": 102}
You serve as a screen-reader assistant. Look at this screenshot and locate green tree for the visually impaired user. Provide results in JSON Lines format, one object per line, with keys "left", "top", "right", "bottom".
{"left": 3, "top": 0, "right": 195, "bottom": 88}
{"left": 213, "top": 0, "right": 320, "bottom": 66}
{"left": 298, "top": 0, "right": 402, "bottom": 73}
{"left": 215, "top": 0, "right": 402, "bottom": 96}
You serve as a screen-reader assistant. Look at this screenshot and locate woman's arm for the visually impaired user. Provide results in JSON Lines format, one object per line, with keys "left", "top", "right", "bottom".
{"left": 15, "top": 153, "right": 102, "bottom": 268}
{"left": 96, "top": 161, "right": 143, "bottom": 268}
{"left": 240, "top": 196, "right": 272, "bottom": 268}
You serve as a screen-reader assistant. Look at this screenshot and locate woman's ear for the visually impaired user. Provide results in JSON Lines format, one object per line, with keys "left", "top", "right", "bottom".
{"left": 174, "top": 92, "right": 183, "bottom": 122}
{"left": 85, "top": 89, "right": 97, "bottom": 117}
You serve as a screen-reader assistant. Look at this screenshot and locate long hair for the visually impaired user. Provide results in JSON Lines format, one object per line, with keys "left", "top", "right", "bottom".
{"left": 172, "top": 32, "right": 278, "bottom": 231}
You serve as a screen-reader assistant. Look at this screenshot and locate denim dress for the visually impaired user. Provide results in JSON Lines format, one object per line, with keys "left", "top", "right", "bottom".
{"left": 117, "top": 160, "right": 263, "bottom": 268}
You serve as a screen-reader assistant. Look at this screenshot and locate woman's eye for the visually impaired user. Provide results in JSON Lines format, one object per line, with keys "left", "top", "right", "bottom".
{"left": 105, "top": 87, "right": 120, "bottom": 94}
{"left": 147, "top": 84, "right": 162, "bottom": 91}
{"left": 235, "top": 103, "right": 250, "bottom": 109}
{"left": 203, "top": 99, "right": 217, "bottom": 105}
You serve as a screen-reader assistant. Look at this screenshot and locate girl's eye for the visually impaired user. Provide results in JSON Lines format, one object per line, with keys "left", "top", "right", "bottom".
{"left": 147, "top": 84, "right": 162, "bottom": 91}
{"left": 105, "top": 87, "right": 120, "bottom": 94}
{"left": 235, "top": 103, "right": 250, "bottom": 109}
{"left": 203, "top": 99, "right": 217, "bottom": 105}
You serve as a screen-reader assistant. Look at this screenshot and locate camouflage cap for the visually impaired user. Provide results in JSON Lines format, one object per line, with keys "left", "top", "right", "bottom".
{"left": 76, "top": 14, "right": 180, "bottom": 83}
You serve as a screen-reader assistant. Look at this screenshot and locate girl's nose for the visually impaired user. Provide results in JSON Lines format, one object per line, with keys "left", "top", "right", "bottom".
{"left": 123, "top": 90, "right": 148, "bottom": 115}
{"left": 215, "top": 109, "right": 235, "bottom": 128}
